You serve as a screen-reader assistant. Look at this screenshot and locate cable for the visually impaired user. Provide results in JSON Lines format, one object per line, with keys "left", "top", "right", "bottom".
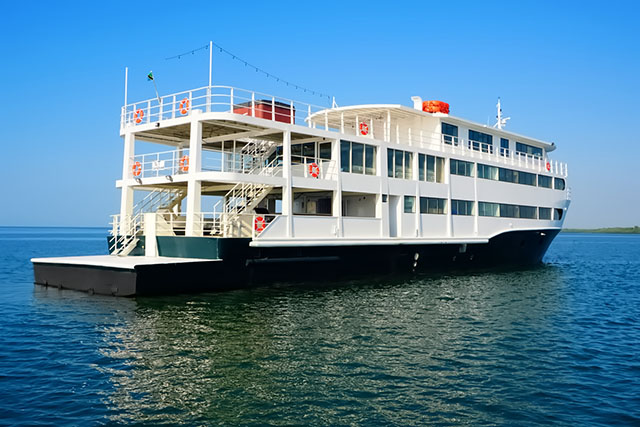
{"left": 165, "top": 42, "right": 332, "bottom": 100}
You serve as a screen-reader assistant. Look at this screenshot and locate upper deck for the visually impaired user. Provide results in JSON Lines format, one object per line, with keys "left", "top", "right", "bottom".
{"left": 121, "top": 85, "right": 568, "bottom": 176}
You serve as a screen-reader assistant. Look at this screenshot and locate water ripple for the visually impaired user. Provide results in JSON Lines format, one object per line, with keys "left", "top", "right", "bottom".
{"left": 0, "top": 229, "right": 639, "bottom": 425}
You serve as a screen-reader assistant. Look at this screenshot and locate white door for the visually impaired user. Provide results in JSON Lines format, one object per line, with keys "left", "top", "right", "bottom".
{"left": 389, "top": 196, "right": 400, "bottom": 237}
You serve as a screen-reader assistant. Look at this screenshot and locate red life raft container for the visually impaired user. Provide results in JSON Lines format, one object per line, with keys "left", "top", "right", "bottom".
{"left": 422, "top": 100, "right": 450, "bottom": 114}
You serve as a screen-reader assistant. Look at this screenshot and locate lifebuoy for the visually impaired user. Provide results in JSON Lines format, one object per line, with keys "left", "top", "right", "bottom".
{"left": 132, "top": 161, "right": 142, "bottom": 177}
{"left": 179, "top": 155, "right": 189, "bottom": 172}
{"left": 308, "top": 162, "right": 320, "bottom": 178}
{"left": 134, "top": 109, "right": 144, "bottom": 124}
{"left": 546, "top": 161, "right": 551, "bottom": 172}
{"left": 254, "top": 216, "right": 266, "bottom": 232}
{"left": 359, "top": 122, "right": 369, "bottom": 136}
{"left": 179, "top": 98, "right": 190, "bottom": 115}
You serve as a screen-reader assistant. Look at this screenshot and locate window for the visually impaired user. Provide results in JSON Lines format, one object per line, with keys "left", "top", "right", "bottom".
{"left": 516, "top": 142, "right": 543, "bottom": 158}
{"left": 404, "top": 196, "right": 415, "bottom": 213}
{"left": 554, "top": 208, "right": 564, "bottom": 220}
{"left": 342, "top": 140, "right": 376, "bottom": 175}
{"left": 478, "top": 164, "right": 498, "bottom": 180}
{"left": 469, "top": 130, "right": 493, "bottom": 153}
{"left": 418, "top": 153, "right": 444, "bottom": 183}
{"left": 538, "top": 175, "right": 552, "bottom": 188}
{"left": 554, "top": 178, "right": 566, "bottom": 190}
{"left": 365, "top": 145, "right": 376, "bottom": 175}
{"left": 405, "top": 151, "right": 413, "bottom": 179}
{"left": 351, "top": 142, "right": 364, "bottom": 174}
{"left": 479, "top": 202, "right": 499, "bottom": 217}
{"left": 519, "top": 206, "right": 537, "bottom": 219}
{"left": 319, "top": 142, "right": 332, "bottom": 160}
{"left": 395, "top": 149, "right": 403, "bottom": 178}
{"left": 382, "top": 194, "right": 388, "bottom": 203}
{"left": 518, "top": 171, "right": 536, "bottom": 186}
{"left": 539, "top": 207, "right": 551, "bottom": 220}
{"left": 420, "top": 197, "right": 447, "bottom": 214}
{"left": 451, "top": 199, "right": 474, "bottom": 216}
{"left": 388, "top": 148, "right": 412, "bottom": 180}
{"left": 499, "top": 168, "right": 516, "bottom": 183}
{"left": 341, "top": 140, "right": 350, "bottom": 172}
{"left": 442, "top": 122, "right": 459, "bottom": 145}
{"left": 450, "top": 159, "right": 474, "bottom": 177}
{"left": 500, "top": 138, "right": 509, "bottom": 156}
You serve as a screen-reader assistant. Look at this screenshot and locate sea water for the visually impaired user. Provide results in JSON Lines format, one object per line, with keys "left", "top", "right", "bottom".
{"left": 0, "top": 227, "right": 639, "bottom": 425}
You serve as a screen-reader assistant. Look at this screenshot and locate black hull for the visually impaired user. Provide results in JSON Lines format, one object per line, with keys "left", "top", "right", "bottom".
{"left": 34, "top": 229, "right": 559, "bottom": 296}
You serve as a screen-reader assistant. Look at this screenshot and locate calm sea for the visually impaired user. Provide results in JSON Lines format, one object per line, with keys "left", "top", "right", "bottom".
{"left": 0, "top": 227, "right": 639, "bottom": 426}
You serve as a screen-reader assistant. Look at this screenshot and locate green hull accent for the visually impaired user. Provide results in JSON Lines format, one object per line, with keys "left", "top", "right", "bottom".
{"left": 156, "top": 236, "right": 221, "bottom": 259}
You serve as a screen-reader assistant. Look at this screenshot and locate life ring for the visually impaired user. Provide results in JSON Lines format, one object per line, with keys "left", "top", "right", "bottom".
{"left": 134, "top": 109, "right": 144, "bottom": 124}
{"left": 132, "top": 161, "right": 142, "bottom": 177}
{"left": 179, "top": 98, "right": 190, "bottom": 115}
{"left": 359, "top": 122, "right": 369, "bottom": 136}
{"left": 308, "top": 162, "right": 320, "bottom": 178}
{"left": 254, "top": 216, "right": 266, "bottom": 232}
{"left": 179, "top": 155, "right": 189, "bottom": 172}
{"left": 546, "top": 161, "right": 551, "bottom": 172}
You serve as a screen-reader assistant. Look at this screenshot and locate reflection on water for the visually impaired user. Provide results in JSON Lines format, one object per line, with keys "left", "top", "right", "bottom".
{"left": 37, "top": 268, "right": 570, "bottom": 425}
{"left": 5, "top": 231, "right": 640, "bottom": 425}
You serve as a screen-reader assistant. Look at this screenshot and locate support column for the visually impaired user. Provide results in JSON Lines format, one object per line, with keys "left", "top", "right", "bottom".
{"left": 282, "top": 131, "right": 293, "bottom": 237}
{"left": 379, "top": 143, "right": 389, "bottom": 238}
{"left": 186, "top": 112, "right": 202, "bottom": 237}
{"left": 332, "top": 138, "right": 343, "bottom": 237}
{"left": 119, "top": 131, "right": 135, "bottom": 234}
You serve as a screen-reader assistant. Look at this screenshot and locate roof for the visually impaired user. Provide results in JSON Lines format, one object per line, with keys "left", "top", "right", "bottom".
{"left": 309, "top": 104, "right": 556, "bottom": 152}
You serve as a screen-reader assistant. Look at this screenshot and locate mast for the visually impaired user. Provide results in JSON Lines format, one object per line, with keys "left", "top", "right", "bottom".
{"left": 493, "top": 97, "right": 510, "bottom": 130}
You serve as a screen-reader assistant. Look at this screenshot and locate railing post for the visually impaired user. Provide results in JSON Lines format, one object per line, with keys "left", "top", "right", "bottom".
{"left": 230, "top": 87, "right": 234, "bottom": 112}
{"left": 147, "top": 100, "right": 151, "bottom": 124}
{"left": 308, "top": 105, "right": 311, "bottom": 127}
{"left": 172, "top": 95, "right": 176, "bottom": 119}
{"left": 290, "top": 101, "right": 294, "bottom": 125}
{"left": 271, "top": 96, "right": 275, "bottom": 121}
{"left": 251, "top": 92, "right": 255, "bottom": 117}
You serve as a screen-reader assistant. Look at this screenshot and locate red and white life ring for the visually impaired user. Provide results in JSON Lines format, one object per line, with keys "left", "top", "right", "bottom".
{"left": 308, "top": 162, "right": 320, "bottom": 178}
{"left": 546, "top": 161, "right": 551, "bottom": 172}
{"left": 179, "top": 155, "right": 189, "bottom": 172}
{"left": 254, "top": 216, "right": 266, "bottom": 232}
{"left": 179, "top": 98, "right": 190, "bottom": 115}
{"left": 134, "top": 109, "right": 144, "bottom": 124}
{"left": 132, "top": 161, "right": 142, "bottom": 177}
{"left": 359, "top": 122, "right": 369, "bottom": 136}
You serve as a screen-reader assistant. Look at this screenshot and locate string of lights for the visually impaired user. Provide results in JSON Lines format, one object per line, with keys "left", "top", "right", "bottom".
{"left": 165, "top": 42, "right": 332, "bottom": 100}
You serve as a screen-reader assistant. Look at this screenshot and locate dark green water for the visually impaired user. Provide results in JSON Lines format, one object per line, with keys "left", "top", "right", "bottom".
{"left": 1, "top": 227, "right": 639, "bottom": 425}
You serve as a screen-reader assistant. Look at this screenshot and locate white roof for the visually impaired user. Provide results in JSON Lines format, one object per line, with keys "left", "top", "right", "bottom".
{"left": 309, "top": 104, "right": 556, "bottom": 152}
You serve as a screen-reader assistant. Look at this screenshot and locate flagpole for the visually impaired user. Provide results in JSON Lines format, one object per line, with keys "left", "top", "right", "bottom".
{"left": 207, "top": 40, "right": 212, "bottom": 112}
{"left": 124, "top": 67, "right": 128, "bottom": 106}
{"left": 209, "top": 40, "right": 213, "bottom": 87}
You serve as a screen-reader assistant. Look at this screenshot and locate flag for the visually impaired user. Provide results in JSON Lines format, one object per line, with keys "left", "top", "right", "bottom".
{"left": 147, "top": 71, "right": 154, "bottom": 81}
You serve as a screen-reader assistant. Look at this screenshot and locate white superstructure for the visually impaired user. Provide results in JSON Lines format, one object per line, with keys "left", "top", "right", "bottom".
{"left": 110, "top": 85, "right": 569, "bottom": 256}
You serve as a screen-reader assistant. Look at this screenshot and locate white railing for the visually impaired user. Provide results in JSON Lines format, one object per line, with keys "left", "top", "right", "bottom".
{"left": 131, "top": 147, "right": 284, "bottom": 179}
{"left": 122, "top": 85, "right": 330, "bottom": 129}
{"left": 396, "top": 132, "right": 569, "bottom": 178}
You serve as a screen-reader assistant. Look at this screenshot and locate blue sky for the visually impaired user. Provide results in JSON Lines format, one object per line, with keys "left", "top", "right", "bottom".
{"left": 1, "top": 1, "right": 638, "bottom": 228}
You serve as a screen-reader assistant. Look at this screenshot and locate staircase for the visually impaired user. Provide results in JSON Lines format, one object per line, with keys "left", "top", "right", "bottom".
{"left": 110, "top": 188, "right": 186, "bottom": 256}
{"left": 211, "top": 151, "right": 281, "bottom": 237}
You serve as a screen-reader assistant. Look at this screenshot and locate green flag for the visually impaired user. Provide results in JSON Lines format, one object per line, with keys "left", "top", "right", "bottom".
{"left": 147, "top": 71, "right": 154, "bottom": 81}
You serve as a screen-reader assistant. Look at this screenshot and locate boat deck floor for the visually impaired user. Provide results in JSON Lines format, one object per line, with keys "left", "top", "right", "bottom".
{"left": 31, "top": 255, "right": 219, "bottom": 270}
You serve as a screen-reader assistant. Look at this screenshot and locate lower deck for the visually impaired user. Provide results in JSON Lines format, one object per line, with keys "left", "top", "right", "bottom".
{"left": 33, "top": 229, "right": 559, "bottom": 297}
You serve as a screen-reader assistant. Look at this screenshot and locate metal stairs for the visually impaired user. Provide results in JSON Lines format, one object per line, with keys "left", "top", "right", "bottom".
{"left": 110, "top": 188, "right": 186, "bottom": 256}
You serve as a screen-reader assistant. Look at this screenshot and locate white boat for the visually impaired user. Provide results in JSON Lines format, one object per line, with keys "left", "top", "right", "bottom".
{"left": 32, "top": 84, "right": 570, "bottom": 296}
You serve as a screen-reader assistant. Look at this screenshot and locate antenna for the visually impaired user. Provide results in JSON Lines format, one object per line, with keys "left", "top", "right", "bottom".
{"left": 493, "top": 97, "right": 511, "bottom": 129}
